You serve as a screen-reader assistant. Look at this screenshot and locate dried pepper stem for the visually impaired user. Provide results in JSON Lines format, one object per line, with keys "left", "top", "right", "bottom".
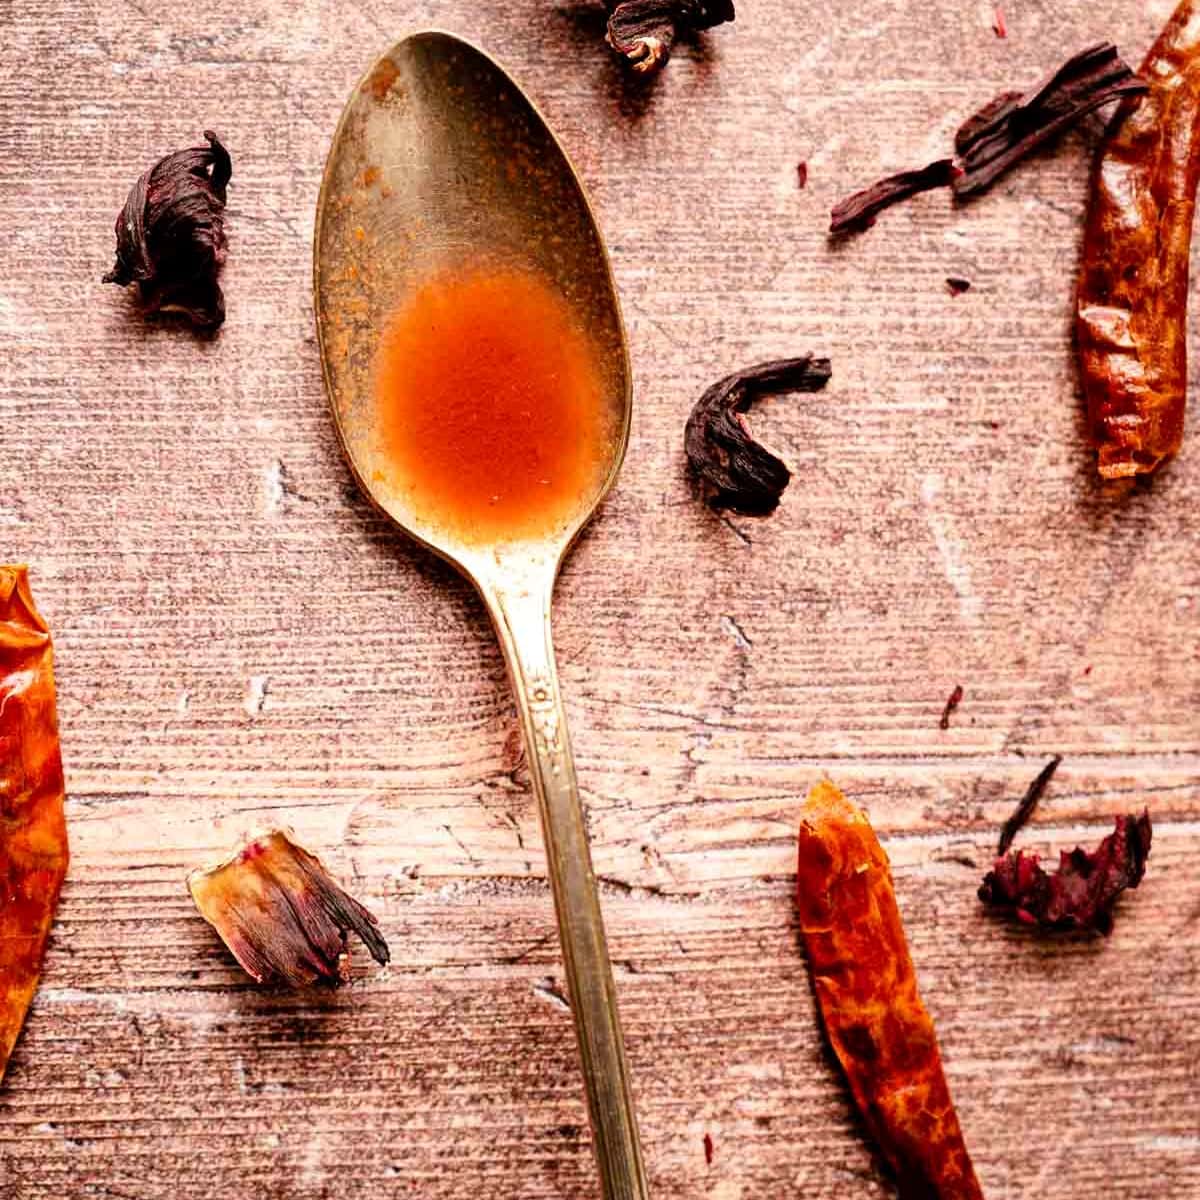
{"left": 0, "top": 566, "right": 69, "bottom": 1083}
{"left": 797, "top": 782, "right": 983, "bottom": 1200}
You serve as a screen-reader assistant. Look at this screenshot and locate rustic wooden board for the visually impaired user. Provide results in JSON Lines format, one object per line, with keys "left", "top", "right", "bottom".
{"left": 1, "top": 1, "right": 1198, "bottom": 1196}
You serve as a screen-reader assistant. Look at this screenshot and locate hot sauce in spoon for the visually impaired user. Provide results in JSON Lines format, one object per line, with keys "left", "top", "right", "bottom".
{"left": 372, "top": 265, "right": 613, "bottom": 543}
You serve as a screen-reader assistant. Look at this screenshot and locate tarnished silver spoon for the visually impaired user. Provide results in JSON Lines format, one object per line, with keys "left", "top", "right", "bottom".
{"left": 314, "top": 31, "right": 647, "bottom": 1200}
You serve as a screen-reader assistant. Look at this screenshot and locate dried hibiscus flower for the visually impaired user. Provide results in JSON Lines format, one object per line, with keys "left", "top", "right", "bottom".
{"left": 830, "top": 43, "right": 1146, "bottom": 234}
{"left": 604, "top": 0, "right": 735, "bottom": 75}
{"left": 685, "top": 356, "right": 832, "bottom": 515}
{"left": 103, "top": 130, "right": 231, "bottom": 329}
{"left": 979, "top": 811, "right": 1152, "bottom": 934}
{"left": 189, "top": 829, "right": 389, "bottom": 986}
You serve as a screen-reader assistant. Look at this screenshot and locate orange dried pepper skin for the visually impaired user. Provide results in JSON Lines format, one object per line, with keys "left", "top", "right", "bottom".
{"left": 0, "top": 566, "right": 69, "bottom": 1082}
{"left": 1077, "top": 0, "right": 1200, "bottom": 479}
{"left": 797, "top": 782, "right": 983, "bottom": 1200}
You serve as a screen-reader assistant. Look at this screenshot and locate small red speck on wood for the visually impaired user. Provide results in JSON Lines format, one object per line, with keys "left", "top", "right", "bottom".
{"left": 703, "top": 1133, "right": 714, "bottom": 1166}
{"left": 993, "top": 4, "right": 1007, "bottom": 38}
{"left": 797, "top": 161, "right": 808, "bottom": 189}
{"left": 939, "top": 684, "right": 964, "bottom": 729}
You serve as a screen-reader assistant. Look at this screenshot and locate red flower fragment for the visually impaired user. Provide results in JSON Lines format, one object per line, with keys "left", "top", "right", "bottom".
{"left": 103, "top": 130, "right": 231, "bottom": 329}
{"left": 979, "top": 811, "right": 1152, "bottom": 935}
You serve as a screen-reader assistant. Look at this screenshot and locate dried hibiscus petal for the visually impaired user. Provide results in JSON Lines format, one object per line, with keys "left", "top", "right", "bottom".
{"left": 829, "top": 44, "right": 1145, "bottom": 233}
{"left": 953, "top": 43, "right": 1147, "bottom": 197}
{"left": 189, "top": 829, "right": 389, "bottom": 986}
{"left": 604, "top": 0, "right": 735, "bottom": 75}
{"left": 830, "top": 159, "right": 959, "bottom": 235}
{"left": 996, "top": 755, "right": 1061, "bottom": 856}
{"left": 103, "top": 130, "right": 232, "bottom": 329}
{"left": 685, "top": 356, "right": 831, "bottom": 515}
{"left": 979, "top": 811, "right": 1152, "bottom": 934}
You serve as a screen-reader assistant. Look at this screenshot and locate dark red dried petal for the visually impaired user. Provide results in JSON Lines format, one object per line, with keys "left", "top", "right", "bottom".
{"left": 953, "top": 43, "right": 1146, "bottom": 198}
{"left": 604, "top": 0, "right": 735, "bottom": 74}
{"left": 830, "top": 159, "right": 959, "bottom": 235}
{"left": 103, "top": 131, "right": 232, "bottom": 329}
{"left": 979, "top": 811, "right": 1152, "bottom": 935}
{"left": 685, "top": 357, "right": 832, "bottom": 515}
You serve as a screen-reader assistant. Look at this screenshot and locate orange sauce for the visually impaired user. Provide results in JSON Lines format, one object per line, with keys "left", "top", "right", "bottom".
{"left": 372, "top": 265, "right": 613, "bottom": 543}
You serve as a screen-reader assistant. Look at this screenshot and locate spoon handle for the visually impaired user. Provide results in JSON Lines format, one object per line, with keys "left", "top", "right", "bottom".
{"left": 484, "top": 573, "right": 650, "bottom": 1200}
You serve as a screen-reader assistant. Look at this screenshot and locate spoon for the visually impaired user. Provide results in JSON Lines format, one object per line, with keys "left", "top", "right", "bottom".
{"left": 313, "top": 31, "right": 647, "bottom": 1200}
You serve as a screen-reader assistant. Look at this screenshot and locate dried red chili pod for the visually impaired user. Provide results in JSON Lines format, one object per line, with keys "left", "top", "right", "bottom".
{"left": 1077, "top": 1, "right": 1200, "bottom": 478}
{"left": 0, "top": 566, "right": 69, "bottom": 1083}
{"left": 604, "top": 0, "right": 735, "bottom": 75}
{"left": 103, "top": 130, "right": 232, "bottom": 329}
{"left": 797, "top": 782, "right": 983, "bottom": 1200}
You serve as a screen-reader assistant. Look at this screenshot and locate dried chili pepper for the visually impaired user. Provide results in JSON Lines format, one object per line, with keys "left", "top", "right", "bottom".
{"left": 0, "top": 566, "right": 69, "bottom": 1083}
{"left": 685, "top": 357, "right": 831, "bottom": 515}
{"left": 980, "top": 811, "right": 1151, "bottom": 934}
{"left": 604, "top": 0, "right": 734, "bottom": 75}
{"left": 797, "top": 782, "right": 983, "bottom": 1200}
{"left": 1077, "top": 1, "right": 1200, "bottom": 478}
{"left": 189, "top": 829, "right": 389, "bottom": 986}
{"left": 103, "top": 130, "right": 231, "bottom": 329}
{"left": 830, "top": 44, "right": 1145, "bottom": 234}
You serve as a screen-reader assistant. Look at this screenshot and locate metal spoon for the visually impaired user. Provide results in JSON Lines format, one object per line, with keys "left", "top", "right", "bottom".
{"left": 313, "top": 31, "right": 647, "bottom": 1200}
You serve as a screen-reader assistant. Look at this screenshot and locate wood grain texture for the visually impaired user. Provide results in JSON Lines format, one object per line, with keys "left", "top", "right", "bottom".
{"left": 1, "top": 1, "right": 1198, "bottom": 1196}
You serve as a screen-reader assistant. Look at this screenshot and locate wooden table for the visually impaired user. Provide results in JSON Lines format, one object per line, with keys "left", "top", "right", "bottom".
{"left": 2, "top": 1, "right": 1197, "bottom": 1196}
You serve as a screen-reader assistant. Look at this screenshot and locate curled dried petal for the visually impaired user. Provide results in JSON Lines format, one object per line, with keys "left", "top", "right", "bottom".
{"left": 830, "top": 159, "right": 959, "bottom": 235}
{"left": 952, "top": 43, "right": 1147, "bottom": 197}
{"left": 103, "top": 131, "right": 232, "bottom": 329}
{"left": 829, "top": 44, "right": 1145, "bottom": 234}
{"left": 980, "top": 811, "right": 1152, "bottom": 935}
{"left": 685, "top": 357, "right": 832, "bottom": 515}
{"left": 604, "top": 0, "right": 735, "bottom": 75}
{"left": 189, "top": 829, "right": 389, "bottom": 986}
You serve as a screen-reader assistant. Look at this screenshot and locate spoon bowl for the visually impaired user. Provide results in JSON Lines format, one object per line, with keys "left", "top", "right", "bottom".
{"left": 314, "top": 31, "right": 646, "bottom": 1200}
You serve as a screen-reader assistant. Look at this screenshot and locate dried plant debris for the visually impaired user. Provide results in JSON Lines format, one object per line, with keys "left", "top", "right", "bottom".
{"left": 189, "top": 829, "right": 389, "bottom": 986}
{"left": 997, "top": 755, "right": 1062, "bottom": 856}
{"left": 938, "top": 684, "right": 965, "bottom": 729}
{"left": 830, "top": 159, "right": 959, "bottom": 235}
{"left": 103, "top": 130, "right": 231, "bottom": 329}
{"left": 685, "top": 356, "right": 832, "bottom": 515}
{"left": 980, "top": 811, "right": 1152, "bottom": 934}
{"left": 604, "top": 0, "right": 735, "bottom": 75}
{"left": 953, "top": 44, "right": 1147, "bottom": 196}
{"left": 830, "top": 44, "right": 1146, "bottom": 234}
